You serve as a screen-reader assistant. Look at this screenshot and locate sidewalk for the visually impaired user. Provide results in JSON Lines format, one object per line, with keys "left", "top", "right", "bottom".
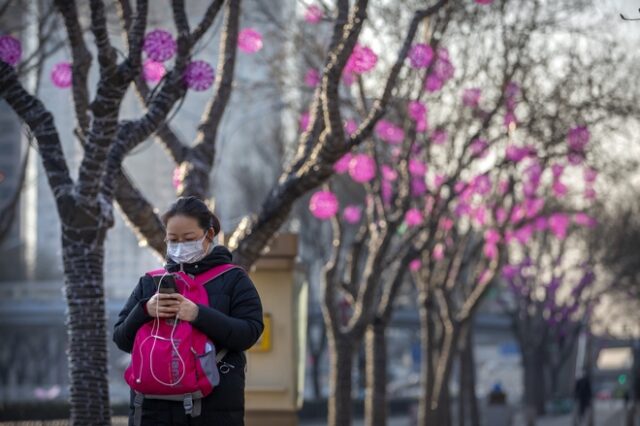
{"left": 513, "top": 400, "right": 628, "bottom": 426}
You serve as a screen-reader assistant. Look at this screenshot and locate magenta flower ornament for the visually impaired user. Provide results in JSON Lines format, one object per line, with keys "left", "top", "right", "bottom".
{"left": 309, "top": 190, "right": 339, "bottom": 220}
{"left": 142, "top": 59, "right": 165, "bottom": 83}
{"left": 238, "top": 28, "right": 263, "bottom": 53}
{"left": 183, "top": 60, "right": 214, "bottom": 91}
{"left": 143, "top": 29, "right": 176, "bottom": 62}
{"left": 51, "top": 62, "right": 72, "bottom": 88}
{"left": 408, "top": 44, "right": 433, "bottom": 69}
{"left": 0, "top": 35, "right": 21, "bottom": 66}
{"left": 349, "top": 154, "right": 376, "bottom": 183}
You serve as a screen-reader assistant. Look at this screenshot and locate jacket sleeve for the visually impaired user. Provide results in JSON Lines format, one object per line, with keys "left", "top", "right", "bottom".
{"left": 192, "top": 272, "right": 264, "bottom": 352}
{"left": 113, "top": 276, "right": 153, "bottom": 353}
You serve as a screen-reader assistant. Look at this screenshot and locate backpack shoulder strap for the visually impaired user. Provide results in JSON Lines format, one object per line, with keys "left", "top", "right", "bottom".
{"left": 146, "top": 268, "right": 167, "bottom": 277}
{"left": 193, "top": 264, "right": 240, "bottom": 286}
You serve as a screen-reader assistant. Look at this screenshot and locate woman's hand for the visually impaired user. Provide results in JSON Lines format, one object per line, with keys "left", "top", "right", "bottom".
{"left": 172, "top": 294, "right": 200, "bottom": 322}
{"left": 145, "top": 293, "right": 181, "bottom": 318}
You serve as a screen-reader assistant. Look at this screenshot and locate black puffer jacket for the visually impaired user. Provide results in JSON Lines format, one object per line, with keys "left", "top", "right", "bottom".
{"left": 113, "top": 246, "right": 264, "bottom": 426}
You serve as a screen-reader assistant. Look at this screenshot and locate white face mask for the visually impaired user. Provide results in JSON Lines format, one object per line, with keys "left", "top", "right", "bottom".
{"left": 167, "top": 235, "right": 209, "bottom": 264}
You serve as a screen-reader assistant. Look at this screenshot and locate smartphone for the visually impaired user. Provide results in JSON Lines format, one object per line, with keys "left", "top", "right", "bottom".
{"left": 153, "top": 274, "right": 179, "bottom": 294}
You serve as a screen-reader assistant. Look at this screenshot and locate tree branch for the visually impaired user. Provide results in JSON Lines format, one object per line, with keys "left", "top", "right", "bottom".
{"left": 0, "top": 62, "right": 73, "bottom": 202}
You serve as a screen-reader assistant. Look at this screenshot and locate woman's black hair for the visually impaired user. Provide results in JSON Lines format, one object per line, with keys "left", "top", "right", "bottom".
{"left": 162, "top": 196, "right": 221, "bottom": 235}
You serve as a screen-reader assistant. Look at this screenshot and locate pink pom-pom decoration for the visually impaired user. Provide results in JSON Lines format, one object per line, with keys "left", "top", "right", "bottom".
{"left": 408, "top": 44, "right": 433, "bottom": 69}
{"left": 343, "top": 205, "right": 362, "bottom": 224}
{"left": 345, "top": 44, "right": 377, "bottom": 74}
{"left": 51, "top": 62, "right": 72, "bottom": 88}
{"left": 143, "top": 29, "right": 176, "bottom": 62}
{"left": 309, "top": 190, "right": 339, "bottom": 220}
{"left": 462, "top": 88, "right": 482, "bottom": 108}
{"left": 408, "top": 100, "right": 427, "bottom": 122}
{"left": 299, "top": 111, "right": 311, "bottom": 132}
{"left": 304, "top": 5, "right": 324, "bottom": 23}
{"left": 344, "top": 119, "right": 358, "bottom": 136}
{"left": 238, "top": 28, "right": 263, "bottom": 54}
{"left": 142, "top": 59, "right": 165, "bottom": 83}
{"left": 409, "top": 159, "right": 427, "bottom": 176}
{"left": 334, "top": 153, "right": 352, "bottom": 174}
{"left": 567, "top": 126, "right": 589, "bottom": 152}
{"left": 0, "top": 35, "right": 21, "bottom": 66}
{"left": 405, "top": 208, "right": 424, "bottom": 227}
{"left": 409, "top": 259, "right": 422, "bottom": 272}
{"left": 381, "top": 165, "right": 398, "bottom": 181}
{"left": 349, "top": 154, "right": 376, "bottom": 183}
{"left": 470, "top": 138, "right": 488, "bottom": 157}
{"left": 549, "top": 213, "right": 570, "bottom": 240}
{"left": 184, "top": 60, "right": 214, "bottom": 91}
{"left": 304, "top": 68, "right": 320, "bottom": 87}
{"left": 375, "top": 120, "right": 405, "bottom": 144}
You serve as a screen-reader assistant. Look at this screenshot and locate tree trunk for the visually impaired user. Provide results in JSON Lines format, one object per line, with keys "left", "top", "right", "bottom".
{"left": 365, "top": 320, "right": 387, "bottom": 426}
{"left": 459, "top": 327, "right": 480, "bottom": 426}
{"left": 62, "top": 232, "right": 111, "bottom": 426}
{"left": 418, "top": 291, "right": 436, "bottom": 425}
{"left": 328, "top": 333, "right": 355, "bottom": 426}
{"left": 522, "top": 348, "right": 546, "bottom": 425}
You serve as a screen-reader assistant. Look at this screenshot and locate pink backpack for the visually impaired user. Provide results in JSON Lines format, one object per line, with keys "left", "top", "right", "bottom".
{"left": 124, "top": 264, "right": 237, "bottom": 424}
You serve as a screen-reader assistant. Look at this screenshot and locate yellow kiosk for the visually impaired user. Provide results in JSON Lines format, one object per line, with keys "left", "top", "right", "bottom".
{"left": 243, "top": 233, "right": 307, "bottom": 426}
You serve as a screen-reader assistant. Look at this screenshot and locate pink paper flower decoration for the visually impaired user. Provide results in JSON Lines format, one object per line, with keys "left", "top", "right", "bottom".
{"left": 583, "top": 167, "right": 598, "bottom": 183}
{"left": 425, "top": 75, "right": 444, "bottom": 92}
{"left": 567, "top": 126, "right": 589, "bottom": 152}
{"left": 549, "top": 213, "right": 570, "bottom": 240}
{"left": 172, "top": 167, "right": 184, "bottom": 190}
{"left": 143, "top": 29, "right": 177, "bottom": 62}
{"left": 551, "top": 163, "right": 565, "bottom": 179}
{"left": 184, "top": 60, "right": 214, "bottom": 91}
{"left": 409, "top": 159, "right": 427, "bottom": 176}
{"left": 304, "top": 68, "right": 321, "bottom": 87}
{"left": 405, "top": 208, "right": 423, "bottom": 227}
{"left": 375, "top": 120, "right": 405, "bottom": 144}
{"left": 304, "top": 5, "right": 324, "bottom": 23}
{"left": 346, "top": 44, "right": 378, "bottom": 74}
{"left": 433, "top": 244, "right": 445, "bottom": 261}
{"left": 462, "top": 88, "right": 482, "bottom": 108}
{"left": 408, "top": 100, "right": 427, "bottom": 122}
{"left": 381, "top": 164, "right": 398, "bottom": 181}
{"left": 334, "top": 153, "right": 352, "bottom": 174}
{"left": 439, "top": 217, "right": 454, "bottom": 231}
{"left": 484, "top": 243, "right": 498, "bottom": 260}
{"left": 409, "top": 259, "right": 422, "bottom": 272}
{"left": 142, "top": 59, "right": 165, "bottom": 83}
{"left": 238, "top": 28, "right": 263, "bottom": 53}
{"left": 574, "top": 213, "right": 596, "bottom": 228}
{"left": 434, "top": 174, "right": 447, "bottom": 188}
{"left": 342, "top": 70, "right": 355, "bottom": 86}
{"left": 299, "top": 111, "right": 311, "bottom": 132}
{"left": 470, "top": 138, "right": 488, "bottom": 157}
{"left": 552, "top": 180, "right": 568, "bottom": 198}
{"left": 432, "top": 129, "right": 447, "bottom": 145}
{"left": 344, "top": 119, "right": 358, "bottom": 136}
{"left": 309, "top": 190, "right": 339, "bottom": 220}
{"left": 411, "top": 179, "right": 427, "bottom": 196}
{"left": 343, "top": 205, "right": 362, "bottom": 224}
{"left": 349, "top": 153, "right": 376, "bottom": 183}
{"left": 505, "top": 145, "right": 529, "bottom": 162}
{"left": 0, "top": 35, "right": 21, "bottom": 66}
{"left": 408, "top": 43, "right": 433, "bottom": 68}
{"left": 51, "top": 62, "right": 72, "bottom": 88}
{"left": 382, "top": 180, "right": 393, "bottom": 204}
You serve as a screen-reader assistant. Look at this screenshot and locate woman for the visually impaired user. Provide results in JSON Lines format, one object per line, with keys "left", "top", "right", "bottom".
{"left": 113, "top": 196, "right": 264, "bottom": 425}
